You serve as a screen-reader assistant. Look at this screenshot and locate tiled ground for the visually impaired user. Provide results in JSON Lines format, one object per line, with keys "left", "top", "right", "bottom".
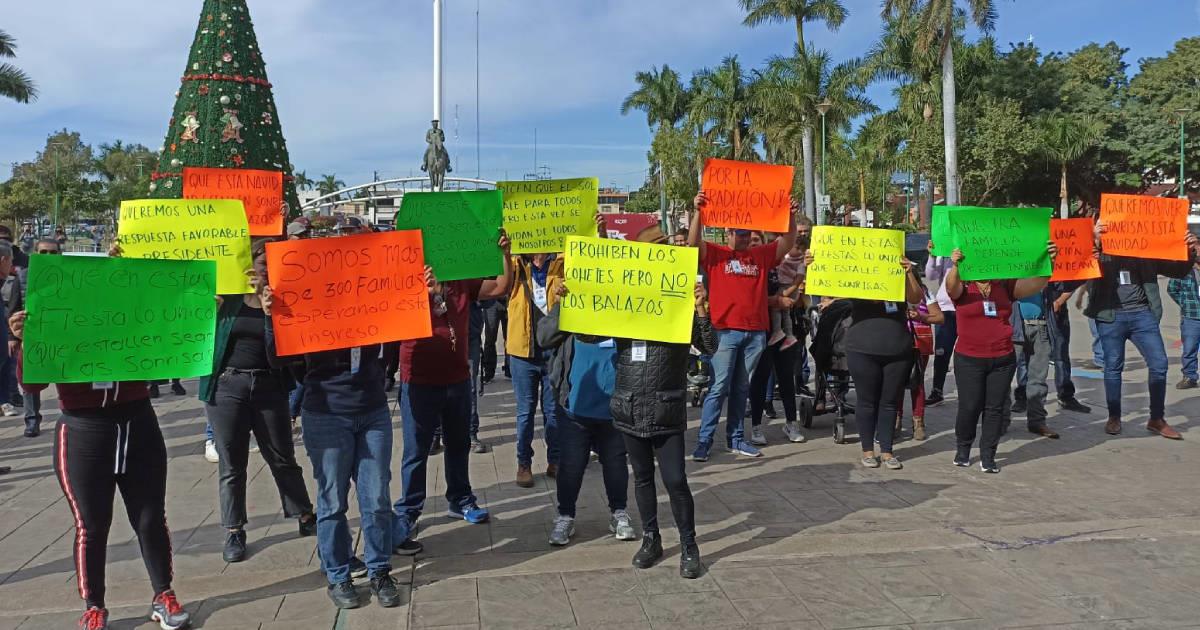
{"left": 0, "top": 307, "right": 1198, "bottom": 629}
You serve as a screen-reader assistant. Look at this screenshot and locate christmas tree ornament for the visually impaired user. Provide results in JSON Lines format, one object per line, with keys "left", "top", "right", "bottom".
{"left": 220, "top": 108, "right": 244, "bottom": 143}
{"left": 220, "top": 95, "right": 231, "bottom": 105}
{"left": 180, "top": 111, "right": 201, "bottom": 143}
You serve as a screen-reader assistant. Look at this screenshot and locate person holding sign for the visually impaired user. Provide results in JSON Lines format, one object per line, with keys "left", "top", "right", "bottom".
{"left": 944, "top": 239, "right": 1057, "bottom": 473}
{"left": 198, "top": 238, "right": 316, "bottom": 564}
{"left": 1088, "top": 222, "right": 1199, "bottom": 439}
{"left": 392, "top": 232, "right": 514, "bottom": 555}
{"left": 7, "top": 271, "right": 193, "bottom": 630}
{"left": 1167, "top": 255, "right": 1200, "bottom": 390}
{"left": 688, "top": 192, "right": 799, "bottom": 461}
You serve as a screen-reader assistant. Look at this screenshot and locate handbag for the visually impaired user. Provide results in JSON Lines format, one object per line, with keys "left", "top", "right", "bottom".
{"left": 910, "top": 303, "right": 934, "bottom": 356}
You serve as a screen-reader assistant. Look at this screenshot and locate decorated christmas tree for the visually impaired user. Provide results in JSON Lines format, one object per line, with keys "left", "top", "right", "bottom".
{"left": 147, "top": 0, "right": 300, "bottom": 228}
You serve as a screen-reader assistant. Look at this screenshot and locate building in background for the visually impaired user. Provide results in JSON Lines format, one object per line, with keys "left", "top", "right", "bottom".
{"left": 598, "top": 188, "right": 629, "bottom": 213}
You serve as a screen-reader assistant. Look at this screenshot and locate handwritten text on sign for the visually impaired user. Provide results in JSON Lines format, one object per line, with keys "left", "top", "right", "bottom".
{"left": 560, "top": 236, "right": 699, "bottom": 344}
{"left": 701, "top": 158, "right": 794, "bottom": 233}
{"left": 1099, "top": 194, "right": 1189, "bottom": 261}
{"left": 1050, "top": 218, "right": 1101, "bottom": 282}
{"left": 265, "top": 231, "right": 433, "bottom": 356}
{"left": 805, "top": 226, "right": 906, "bottom": 302}
{"left": 498, "top": 178, "right": 599, "bottom": 253}
{"left": 949, "top": 207, "right": 1052, "bottom": 281}
{"left": 393, "top": 190, "right": 503, "bottom": 281}
{"left": 118, "top": 199, "right": 252, "bottom": 295}
{"left": 23, "top": 256, "right": 217, "bottom": 383}
{"left": 184, "top": 167, "right": 284, "bottom": 236}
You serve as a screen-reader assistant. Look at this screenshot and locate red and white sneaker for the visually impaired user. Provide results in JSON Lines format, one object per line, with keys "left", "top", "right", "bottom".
{"left": 149, "top": 590, "right": 191, "bottom": 629}
{"left": 78, "top": 606, "right": 108, "bottom": 630}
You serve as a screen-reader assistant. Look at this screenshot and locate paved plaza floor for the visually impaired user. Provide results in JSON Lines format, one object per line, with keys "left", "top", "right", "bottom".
{"left": 0, "top": 308, "right": 1198, "bottom": 629}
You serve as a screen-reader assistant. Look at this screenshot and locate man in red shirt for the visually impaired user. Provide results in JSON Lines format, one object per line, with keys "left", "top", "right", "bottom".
{"left": 689, "top": 192, "right": 798, "bottom": 461}
{"left": 393, "top": 233, "right": 513, "bottom": 552}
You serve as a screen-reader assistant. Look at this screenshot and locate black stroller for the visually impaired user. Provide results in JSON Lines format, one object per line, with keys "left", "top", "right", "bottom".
{"left": 798, "top": 299, "right": 855, "bottom": 444}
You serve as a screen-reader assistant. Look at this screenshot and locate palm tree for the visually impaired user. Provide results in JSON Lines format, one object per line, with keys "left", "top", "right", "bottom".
{"left": 832, "top": 116, "right": 898, "bottom": 226}
{"left": 620, "top": 65, "right": 689, "bottom": 131}
{"left": 882, "top": 0, "right": 996, "bottom": 205}
{"left": 739, "top": 0, "right": 848, "bottom": 54}
{"left": 1036, "top": 113, "right": 1103, "bottom": 218}
{"left": 316, "top": 174, "right": 344, "bottom": 197}
{"left": 688, "top": 56, "right": 755, "bottom": 161}
{"left": 293, "top": 170, "right": 315, "bottom": 191}
{"left": 0, "top": 29, "right": 37, "bottom": 103}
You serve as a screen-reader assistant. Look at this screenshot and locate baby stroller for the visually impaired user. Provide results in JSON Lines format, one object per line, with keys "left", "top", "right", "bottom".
{"left": 799, "top": 299, "right": 855, "bottom": 444}
{"left": 687, "top": 350, "right": 712, "bottom": 407}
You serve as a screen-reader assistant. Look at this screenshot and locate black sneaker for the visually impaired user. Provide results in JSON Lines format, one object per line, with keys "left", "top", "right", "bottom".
{"left": 764, "top": 402, "right": 778, "bottom": 419}
{"left": 393, "top": 540, "right": 424, "bottom": 556}
{"left": 980, "top": 460, "right": 1001, "bottom": 474}
{"left": 679, "top": 544, "right": 702, "bottom": 579}
{"left": 953, "top": 448, "right": 970, "bottom": 467}
{"left": 1011, "top": 398, "right": 1027, "bottom": 414}
{"left": 222, "top": 529, "right": 247, "bottom": 563}
{"left": 327, "top": 581, "right": 361, "bottom": 609}
{"left": 924, "top": 390, "right": 944, "bottom": 407}
{"left": 149, "top": 383, "right": 161, "bottom": 398}
{"left": 170, "top": 382, "right": 187, "bottom": 396}
{"left": 470, "top": 438, "right": 488, "bottom": 454}
{"left": 371, "top": 573, "right": 402, "bottom": 608}
{"left": 1059, "top": 398, "right": 1091, "bottom": 413}
{"left": 349, "top": 556, "right": 369, "bottom": 580}
{"left": 298, "top": 514, "right": 317, "bottom": 537}
{"left": 632, "top": 533, "right": 663, "bottom": 569}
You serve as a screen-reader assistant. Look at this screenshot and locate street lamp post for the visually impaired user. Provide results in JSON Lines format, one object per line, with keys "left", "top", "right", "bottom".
{"left": 1176, "top": 108, "right": 1191, "bottom": 199}
{"left": 816, "top": 100, "right": 832, "bottom": 226}
{"left": 48, "top": 141, "right": 66, "bottom": 230}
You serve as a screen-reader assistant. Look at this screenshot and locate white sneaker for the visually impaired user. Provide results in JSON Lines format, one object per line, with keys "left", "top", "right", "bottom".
{"left": 204, "top": 440, "right": 219, "bottom": 463}
{"left": 1, "top": 404, "right": 16, "bottom": 417}
{"left": 750, "top": 426, "right": 767, "bottom": 446}
{"left": 783, "top": 423, "right": 808, "bottom": 443}
{"left": 610, "top": 509, "right": 636, "bottom": 540}
{"left": 249, "top": 437, "right": 260, "bottom": 454}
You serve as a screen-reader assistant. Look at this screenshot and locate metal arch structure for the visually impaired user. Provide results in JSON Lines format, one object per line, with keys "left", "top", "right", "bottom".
{"left": 298, "top": 176, "right": 497, "bottom": 221}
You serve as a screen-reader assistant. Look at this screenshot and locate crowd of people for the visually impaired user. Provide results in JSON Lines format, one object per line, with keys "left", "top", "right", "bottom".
{"left": 2, "top": 198, "right": 1198, "bottom": 629}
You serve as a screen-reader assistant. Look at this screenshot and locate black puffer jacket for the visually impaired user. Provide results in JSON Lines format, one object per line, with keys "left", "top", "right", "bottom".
{"left": 611, "top": 316, "right": 716, "bottom": 439}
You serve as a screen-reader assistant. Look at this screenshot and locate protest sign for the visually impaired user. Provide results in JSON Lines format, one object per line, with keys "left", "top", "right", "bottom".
{"left": 1050, "top": 218, "right": 1101, "bottom": 282}
{"left": 394, "top": 190, "right": 503, "bottom": 281}
{"left": 559, "top": 236, "right": 698, "bottom": 344}
{"left": 805, "top": 226, "right": 906, "bottom": 302}
{"left": 183, "top": 167, "right": 284, "bottom": 236}
{"left": 1099, "top": 193, "right": 1189, "bottom": 261}
{"left": 949, "top": 207, "right": 1052, "bottom": 281}
{"left": 700, "top": 158, "right": 793, "bottom": 233}
{"left": 23, "top": 256, "right": 217, "bottom": 383}
{"left": 930, "top": 206, "right": 981, "bottom": 256}
{"left": 118, "top": 199, "right": 253, "bottom": 295}
{"left": 265, "top": 230, "right": 432, "bottom": 356}
{"left": 601, "top": 213, "right": 660, "bottom": 241}
{"left": 498, "top": 178, "right": 599, "bottom": 253}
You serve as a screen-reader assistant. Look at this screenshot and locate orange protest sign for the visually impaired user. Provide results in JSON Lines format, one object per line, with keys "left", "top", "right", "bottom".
{"left": 265, "top": 230, "right": 432, "bottom": 356}
{"left": 184, "top": 167, "right": 284, "bottom": 236}
{"left": 1050, "top": 218, "right": 1101, "bottom": 282}
{"left": 1099, "top": 194, "right": 1189, "bottom": 261}
{"left": 701, "top": 158, "right": 793, "bottom": 232}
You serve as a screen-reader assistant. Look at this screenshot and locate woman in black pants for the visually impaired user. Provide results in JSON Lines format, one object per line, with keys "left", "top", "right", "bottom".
{"left": 8, "top": 314, "right": 191, "bottom": 630}
{"left": 810, "top": 251, "right": 926, "bottom": 469}
{"left": 749, "top": 272, "right": 808, "bottom": 445}
{"left": 199, "top": 238, "right": 315, "bottom": 562}
{"left": 944, "top": 243, "right": 1054, "bottom": 473}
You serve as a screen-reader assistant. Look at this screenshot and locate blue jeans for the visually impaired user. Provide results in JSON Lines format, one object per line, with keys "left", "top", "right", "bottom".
{"left": 301, "top": 406, "right": 393, "bottom": 585}
{"left": 289, "top": 383, "right": 305, "bottom": 418}
{"left": 698, "top": 329, "right": 766, "bottom": 447}
{"left": 510, "top": 354, "right": 559, "bottom": 466}
{"left": 205, "top": 421, "right": 214, "bottom": 442}
{"left": 1047, "top": 304, "right": 1076, "bottom": 400}
{"left": 1181, "top": 317, "right": 1200, "bottom": 381}
{"left": 1088, "top": 318, "right": 1104, "bottom": 366}
{"left": 556, "top": 414, "right": 628, "bottom": 518}
{"left": 1096, "top": 309, "right": 1168, "bottom": 420}
{"left": 394, "top": 380, "right": 476, "bottom": 542}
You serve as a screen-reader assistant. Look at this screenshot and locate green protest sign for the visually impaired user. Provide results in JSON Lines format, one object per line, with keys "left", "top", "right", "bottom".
{"left": 23, "top": 256, "right": 218, "bottom": 383}
{"left": 930, "top": 206, "right": 981, "bottom": 257}
{"left": 394, "top": 190, "right": 503, "bottom": 281}
{"left": 949, "top": 207, "right": 1052, "bottom": 281}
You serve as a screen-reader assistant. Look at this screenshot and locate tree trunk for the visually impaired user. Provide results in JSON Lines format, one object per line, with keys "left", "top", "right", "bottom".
{"left": 857, "top": 170, "right": 866, "bottom": 226}
{"left": 795, "top": 19, "right": 805, "bottom": 55}
{"left": 1059, "top": 162, "right": 1069, "bottom": 219}
{"left": 941, "top": 42, "right": 960, "bottom": 206}
{"left": 802, "top": 124, "right": 817, "bottom": 224}
{"left": 733, "top": 126, "right": 741, "bottom": 160}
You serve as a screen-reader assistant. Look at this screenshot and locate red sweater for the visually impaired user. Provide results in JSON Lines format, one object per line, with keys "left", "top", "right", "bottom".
{"left": 16, "top": 346, "right": 149, "bottom": 410}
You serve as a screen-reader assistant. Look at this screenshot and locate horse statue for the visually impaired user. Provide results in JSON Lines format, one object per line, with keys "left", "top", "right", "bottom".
{"left": 422, "top": 120, "right": 452, "bottom": 191}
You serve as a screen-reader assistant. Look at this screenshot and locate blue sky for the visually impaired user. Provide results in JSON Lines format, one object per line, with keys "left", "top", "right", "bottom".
{"left": 2, "top": 0, "right": 1199, "bottom": 192}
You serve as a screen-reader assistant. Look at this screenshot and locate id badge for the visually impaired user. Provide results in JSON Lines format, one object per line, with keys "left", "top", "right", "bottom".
{"left": 729, "top": 260, "right": 743, "bottom": 274}
{"left": 631, "top": 340, "right": 647, "bottom": 362}
{"left": 884, "top": 302, "right": 899, "bottom": 314}
{"left": 92, "top": 382, "right": 114, "bottom": 390}
{"left": 982, "top": 300, "right": 998, "bottom": 318}
{"left": 533, "top": 285, "right": 548, "bottom": 312}
{"left": 350, "top": 347, "right": 362, "bottom": 374}
{"left": 1119, "top": 271, "right": 1132, "bottom": 286}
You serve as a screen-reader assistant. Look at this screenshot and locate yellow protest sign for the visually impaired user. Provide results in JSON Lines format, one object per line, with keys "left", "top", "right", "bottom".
{"left": 560, "top": 236, "right": 698, "bottom": 344}
{"left": 805, "top": 226, "right": 906, "bottom": 302}
{"left": 118, "top": 199, "right": 253, "bottom": 295}
{"left": 498, "top": 178, "right": 599, "bottom": 253}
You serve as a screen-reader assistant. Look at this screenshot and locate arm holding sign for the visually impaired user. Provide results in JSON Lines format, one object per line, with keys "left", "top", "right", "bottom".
{"left": 774, "top": 200, "right": 800, "bottom": 264}
{"left": 945, "top": 248, "right": 965, "bottom": 301}
{"left": 688, "top": 194, "right": 708, "bottom": 260}
{"left": 1013, "top": 241, "right": 1056, "bottom": 299}
{"left": 479, "top": 231, "right": 514, "bottom": 301}
{"left": 903, "top": 259, "right": 925, "bottom": 305}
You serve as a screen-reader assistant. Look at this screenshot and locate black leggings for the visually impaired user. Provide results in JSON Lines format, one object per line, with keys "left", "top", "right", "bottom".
{"left": 622, "top": 432, "right": 695, "bottom": 546}
{"left": 848, "top": 351, "right": 913, "bottom": 454}
{"left": 750, "top": 344, "right": 798, "bottom": 425}
{"left": 53, "top": 400, "right": 173, "bottom": 609}
{"left": 953, "top": 352, "right": 1017, "bottom": 461}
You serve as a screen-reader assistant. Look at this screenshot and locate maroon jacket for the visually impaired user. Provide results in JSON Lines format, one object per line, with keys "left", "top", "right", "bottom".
{"left": 54, "top": 381, "right": 150, "bottom": 412}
